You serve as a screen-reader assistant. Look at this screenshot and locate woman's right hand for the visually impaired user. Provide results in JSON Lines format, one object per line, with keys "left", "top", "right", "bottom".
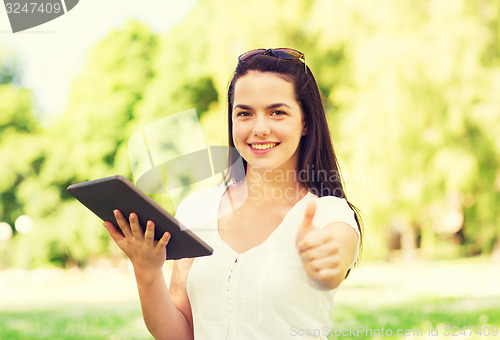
{"left": 103, "top": 210, "right": 171, "bottom": 274}
{"left": 105, "top": 211, "right": 192, "bottom": 339}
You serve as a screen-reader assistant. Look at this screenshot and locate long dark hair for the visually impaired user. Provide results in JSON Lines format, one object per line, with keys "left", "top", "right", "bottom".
{"left": 224, "top": 53, "right": 363, "bottom": 268}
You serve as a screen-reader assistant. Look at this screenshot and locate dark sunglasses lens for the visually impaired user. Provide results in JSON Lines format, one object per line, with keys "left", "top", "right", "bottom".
{"left": 238, "top": 49, "right": 266, "bottom": 61}
{"left": 272, "top": 49, "right": 302, "bottom": 60}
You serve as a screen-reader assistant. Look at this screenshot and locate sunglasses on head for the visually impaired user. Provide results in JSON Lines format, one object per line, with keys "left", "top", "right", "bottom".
{"left": 238, "top": 48, "right": 305, "bottom": 65}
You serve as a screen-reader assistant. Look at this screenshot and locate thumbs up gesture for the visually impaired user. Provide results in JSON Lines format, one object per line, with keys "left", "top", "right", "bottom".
{"left": 296, "top": 198, "right": 342, "bottom": 290}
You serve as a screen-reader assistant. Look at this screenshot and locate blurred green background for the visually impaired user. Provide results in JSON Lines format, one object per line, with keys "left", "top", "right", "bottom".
{"left": 1, "top": 0, "right": 499, "bottom": 338}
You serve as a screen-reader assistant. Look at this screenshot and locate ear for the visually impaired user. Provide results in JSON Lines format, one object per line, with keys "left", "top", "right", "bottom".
{"left": 301, "top": 123, "right": 308, "bottom": 136}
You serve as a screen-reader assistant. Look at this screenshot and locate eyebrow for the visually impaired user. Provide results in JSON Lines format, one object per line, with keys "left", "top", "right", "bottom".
{"left": 234, "top": 103, "right": 292, "bottom": 110}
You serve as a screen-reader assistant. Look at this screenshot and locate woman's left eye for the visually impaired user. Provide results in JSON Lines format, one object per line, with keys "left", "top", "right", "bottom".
{"left": 271, "top": 110, "right": 287, "bottom": 116}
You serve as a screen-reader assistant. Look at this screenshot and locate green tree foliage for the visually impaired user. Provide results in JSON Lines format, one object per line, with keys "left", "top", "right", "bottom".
{"left": 2, "top": 22, "right": 159, "bottom": 267}
{"left": 306, "top": 0, "right": 500, "bottom": 257}
{"left": 0, "top": 53, "right": 21, "bottom": 85}
{"left": 0, "top": 50, "right": 39, "bottom": 223}
{"left": 29, "top": 21, "right": 159, "bottom": 267}
{"left": 0, "top": 53, "right": 43, "bottom": 267}
{"left": 2, "top": 0, "right": 499, "bottom": 267}
{"left": 0, "top": 84, "right": 39, "bottom": 226}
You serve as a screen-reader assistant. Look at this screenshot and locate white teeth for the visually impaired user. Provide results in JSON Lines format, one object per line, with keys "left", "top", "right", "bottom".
{"left": 251, "top": 143, "right": 278, "bottom": 150}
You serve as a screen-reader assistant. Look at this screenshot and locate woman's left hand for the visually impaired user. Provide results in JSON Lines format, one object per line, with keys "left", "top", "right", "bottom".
{"left": 295, "top": 198, "right": 343, "bottom": 290}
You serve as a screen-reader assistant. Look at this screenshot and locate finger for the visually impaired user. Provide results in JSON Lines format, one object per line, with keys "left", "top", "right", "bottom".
{"left": 103, "top": 221, "right": 126, "bottom": 244}
{"left": 301, "top": 197, "right": 317, "bottom": 230}
{"left": 296, "top": 197, "right": 317, "bottom": 245}
{"left": 156, "top": 231, "right": 171, "bottom": 251}
{"left": 298, "top": 227, "right": 333, "bottom": 252}
{"left": 306, "top": 255, "right": 340, "bottom": 273}
{"left": 144, "top": 220, "right": 155, "bottom": 245}
{"left": 113, "top": 209, "right": 132, "bottom": 238}
{"left": 128, "top": 213, "right": 144, "bottom": 239}
{"left": 314, "top": 268, "right": 341, "bottom": 282}
{"left": 300, "top": 240, "right": 339, "bottom": 260}
{"left": 301, "top": 259, "right": 339, "bottom": 284}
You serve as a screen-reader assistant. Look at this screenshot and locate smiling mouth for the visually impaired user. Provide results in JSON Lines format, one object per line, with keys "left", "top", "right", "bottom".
{"left": 249, "top": 142, "right": 280, "bottom": 150}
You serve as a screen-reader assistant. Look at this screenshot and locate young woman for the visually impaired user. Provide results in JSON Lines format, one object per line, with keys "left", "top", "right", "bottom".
{"left": 104, "top": 48, "right": 362, "bottom": 340}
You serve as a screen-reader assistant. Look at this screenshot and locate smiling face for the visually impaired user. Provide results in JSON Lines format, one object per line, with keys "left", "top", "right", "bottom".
{"left": 232, "top": 71, "right": 306, "bottom": 173}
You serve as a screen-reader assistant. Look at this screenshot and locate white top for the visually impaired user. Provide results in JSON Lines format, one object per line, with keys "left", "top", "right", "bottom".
{"left": 174, "top": 184, "right": 360, "bottom": 340}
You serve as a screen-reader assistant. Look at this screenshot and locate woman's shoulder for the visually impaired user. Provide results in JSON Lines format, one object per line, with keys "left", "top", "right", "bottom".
{"left": 311, "top": 194, "right": 359, "bottom": 233}
{"left": 315, "top": 194, "right": 351, "bottom": 208}
{"left": 177, "top": 185, "right": 225, "bottom": 209}
{"left": 174, "top": 184, "right": 226, "bottom": 229}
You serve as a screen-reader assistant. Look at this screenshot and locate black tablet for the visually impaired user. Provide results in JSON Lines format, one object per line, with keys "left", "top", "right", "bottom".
{"left": 67, "top": 175, "right": 213, "bottom": 260}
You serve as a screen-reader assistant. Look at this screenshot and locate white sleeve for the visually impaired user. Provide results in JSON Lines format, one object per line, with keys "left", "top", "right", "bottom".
{"left": 312, "top": 196, "right": 360, "bottom": 269}
{"left": 174, "top": 196, "right": 191, "bottom": 230}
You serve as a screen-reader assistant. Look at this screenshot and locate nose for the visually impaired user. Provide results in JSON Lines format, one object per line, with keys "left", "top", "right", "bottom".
{"left": 252, "top": 115, "right": 271, "bottom": 136}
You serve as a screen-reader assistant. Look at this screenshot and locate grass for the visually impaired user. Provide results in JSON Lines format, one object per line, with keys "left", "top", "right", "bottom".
{"left": 0, "top": 257, "right": 499, "bottom": 339}
{"left": 0, "top": 264, "right": 152, "bottom": 340}
{"left": 0, "top": 304, "right": 149, "bottom": 340}
{"left": 330, "top": 257, "right": 500, "bottom": 339}
{"left": 331, "top": 297, "right": 500, "bottom": 339}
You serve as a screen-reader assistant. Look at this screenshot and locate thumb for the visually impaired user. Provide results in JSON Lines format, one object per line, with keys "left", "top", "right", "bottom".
{"left": 296, "top": 197, "right": 317, "bottom": 244}
{"left": 103, "top": 221, "right": 126, "bottom": 248}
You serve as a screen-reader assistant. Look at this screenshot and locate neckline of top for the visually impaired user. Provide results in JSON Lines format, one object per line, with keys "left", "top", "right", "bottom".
{"left": 213, "top": 183, "right": 312, "bottom": 256}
